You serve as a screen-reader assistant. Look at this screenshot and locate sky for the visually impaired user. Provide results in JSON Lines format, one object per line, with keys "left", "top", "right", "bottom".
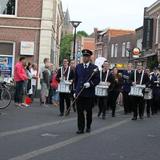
{"left": 62, "top": 0, "right": 157, "bottom": 34}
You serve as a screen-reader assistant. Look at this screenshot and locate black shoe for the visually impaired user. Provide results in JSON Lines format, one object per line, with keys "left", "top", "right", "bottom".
{"left": 139, "top": 116, "right": 144, "bottom": 120}
{"left": 132, "top": 117, "right": 137, "bottom": 120}
{"left": 112, "top": 114, "right": 115, "bottom": 117}
{"left": 76, "top": 130, "right": 84, "bottom": 134}
{"left": 97, "top": 112, "right": 101, "bottom": 117}
{"left": 147, "top": 114, "right": 150, "bottom": 118}
{"left": 86, "top": 128, "right": 91, "bottom": 133}
{"left": 102, "top": 115, "right": 106, "bottom": 120}
{"left": 59, "top": 113, "right": 64, "bottom": 117}
{"left": 65, "top": 111, "right": 70, "bottom": 116}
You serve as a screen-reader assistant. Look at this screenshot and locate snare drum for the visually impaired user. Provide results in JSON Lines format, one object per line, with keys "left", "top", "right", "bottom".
{"left": 95, "top": 85, "right": 108, "bottom": 97}
{"left": 144, "top": 88, "right": 152, "bottom": 100}
{"left": 129, "top": 85, "right": 145, "bottom": 97}
{"left": 57, "top": 81, "right": 72, "bottom": 93}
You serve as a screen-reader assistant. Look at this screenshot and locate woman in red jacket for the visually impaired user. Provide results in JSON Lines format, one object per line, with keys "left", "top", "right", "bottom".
{"left": 14, "top": 57, "right": 28, "bottom": 107}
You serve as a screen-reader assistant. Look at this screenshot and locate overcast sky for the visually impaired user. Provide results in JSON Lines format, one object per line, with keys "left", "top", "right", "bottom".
{"left": 62, "top": 0, "right": 157, "bottom": 34}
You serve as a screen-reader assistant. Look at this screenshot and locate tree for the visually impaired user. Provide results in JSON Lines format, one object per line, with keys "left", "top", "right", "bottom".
{"left": 60, "top": 34, "right": 73, "bottom": 64}
{"left": 59, "top": 31, "right": 88, "bottom": 64}
{"left": 77, "top": 31, "right": 88, "bottom": 38}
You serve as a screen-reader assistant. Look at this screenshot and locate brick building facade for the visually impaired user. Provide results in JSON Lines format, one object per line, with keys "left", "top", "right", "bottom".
{"left": 0, "top": 0, "right": 63, "bottom": 80}
{"left": 95, "top": 28, "right": 136, "bottom": 69}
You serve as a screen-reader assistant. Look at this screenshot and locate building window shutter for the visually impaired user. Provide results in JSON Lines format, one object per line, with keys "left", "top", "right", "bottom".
{"left": 122, "top": 42, "right": 126, "bottom": 57}
{"left": 126, "top": 42, "right": 131, "bottom": 57}
{"left": 111, "top": 44, "right": 114, "bottom": 58}
{"left": 115, "top": 44, "right": 118, "bottom": 57}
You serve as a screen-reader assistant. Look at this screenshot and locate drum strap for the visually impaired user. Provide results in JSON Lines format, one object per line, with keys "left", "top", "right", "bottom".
{"left": 100, "top": 70, "right": 109, "bottom": 82}
{"left": 134, "top": 70, "right": 144, "bottom": 85}
{"left": 100, "top": 70, "right": 102, "bottom": 82}
{"left": 134, "top": 70, "right": 136, "bottom": 84}
{"left": 140, "top": 70, "right": 144, "bottom": 85}
{"left": 61, "top": 67, "right": 70, "bottom": 81}
{"left": 67, "top": 67, "right": 71, "bottom": 81}
{"left": 105, "top": 70, "right": 109, "bottom": 82}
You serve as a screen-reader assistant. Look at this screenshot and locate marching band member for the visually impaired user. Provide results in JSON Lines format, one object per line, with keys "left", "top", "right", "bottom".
{"left": 144, "top": 68, "right": 153, "bottom": 118}
{"left": 70, "top": 60, "right": 76, "bottom": 112}
{"left": 108, "top": 67, "right": 123, "bottom": 117}
{"left": 130, "top": 63, "right": 150, "bottom": 120}
{"left": 75, "top": 49, "right": 100, "bottom": 134}
{"left": 122, "top": 63, "right": 133, "bottom": 114}
{"left": 151, "top": 67, "right": 160, "bottom": 115}
{"left": 56, "top": 58, "right": 75, "bottom": 116}
{"left": 97, "top": 61, "right": 113, "bottom": 119}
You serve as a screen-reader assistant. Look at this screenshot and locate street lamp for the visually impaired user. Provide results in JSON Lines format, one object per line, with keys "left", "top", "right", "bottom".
{"left": 70, "top": 21, "right": 82, "bottom": 60}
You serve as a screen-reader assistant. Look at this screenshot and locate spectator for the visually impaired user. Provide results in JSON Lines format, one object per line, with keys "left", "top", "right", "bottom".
{"left": 14, "top": 57, "right": 28, "bottom": 107}
{"left": 30, "top": 63, "right": 38, "bottom": 101}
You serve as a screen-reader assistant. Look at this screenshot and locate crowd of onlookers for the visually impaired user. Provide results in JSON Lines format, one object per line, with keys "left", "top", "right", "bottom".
{"left": 14, "top": 57, "right": 60, "bottom": 107}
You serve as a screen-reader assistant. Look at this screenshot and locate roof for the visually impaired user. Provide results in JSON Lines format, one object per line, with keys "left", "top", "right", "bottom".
{"left": 146, "top": 0, "right": 160, "bottom": 12}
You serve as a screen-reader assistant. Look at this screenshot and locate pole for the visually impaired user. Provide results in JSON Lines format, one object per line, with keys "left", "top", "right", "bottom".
{"left": 73, "top": 27, "right": 77, "bottom": 60}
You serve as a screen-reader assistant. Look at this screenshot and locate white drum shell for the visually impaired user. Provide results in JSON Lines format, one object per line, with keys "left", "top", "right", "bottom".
{"left": 129, "top": 85, "right": 145, "bottom": 97}
{"left": 95, "top": 85, "right": 108, "bottom": 97}
{"left": 57, "top": 81, "right": 71, "bottom": 93}
{"left": 144, "top": 88, "right": 153, "bottom": 100}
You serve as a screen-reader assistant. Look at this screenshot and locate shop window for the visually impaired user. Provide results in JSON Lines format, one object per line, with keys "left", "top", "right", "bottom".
{"left": 0, "top": 42, "right": 14, "bottom": 79}
{"left": 0, "top": 0, "right": 16, "bottom": 15}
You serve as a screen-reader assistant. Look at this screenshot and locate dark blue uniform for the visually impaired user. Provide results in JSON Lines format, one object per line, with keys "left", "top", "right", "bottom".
{"left": 97, "top": 70, "right": 113, "bottom": 119}
{"left": 130, "top": 70, "right": 150, "bottom": 119}
{"left": 151, "top": 73, "right": 160, "bottom": 114}
{"left": 122, "top": 70, "right": 133, "bottom": 114}
{"left": 75, "top": 63, "right": 100, "bottom": 132}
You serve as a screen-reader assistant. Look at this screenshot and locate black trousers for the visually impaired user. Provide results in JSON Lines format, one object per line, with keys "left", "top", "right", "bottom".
{"left": 132, "top": 96, "right": 145, "bottom": 118}
{"left": 152, "top": 97, "right": 160, "bottom": 114}
{"left": 123, "top": 92, "right": 133, "bottom": 113}
{"left": 145, "top": 99, "right": 153, "bottom": 115}
{"left": 14, "top": 81, "right": 25, "bottom": 103}
{"left": 76, "top": 97, "right": 94, "bottom": 131}
{"left": 59, "top": 93, "right": 71, "bottom": 114}
{"left": 108, "top": 91, "right": 120, "bottom": 116}
{"left": 98, "top": 97, "right": 108, "bottom": 116}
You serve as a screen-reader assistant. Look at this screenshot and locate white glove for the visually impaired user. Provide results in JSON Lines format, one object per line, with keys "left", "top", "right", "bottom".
{"left": 132, "top": 82, "right": 136, "bottom": 86}
{"left": 84, "top": 82, "right": 90, "bottom": 88}
{"left": 73, "top": 93, "right": 76, "bottom": 98}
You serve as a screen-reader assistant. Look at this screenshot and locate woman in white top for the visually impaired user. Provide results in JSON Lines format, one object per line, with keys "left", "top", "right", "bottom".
{"left": 30, "top": 63, "right": 38, "bottom": 100}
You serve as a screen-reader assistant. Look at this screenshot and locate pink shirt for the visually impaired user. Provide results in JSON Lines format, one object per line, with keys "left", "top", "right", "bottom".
{"left": 14, "top": 62, "right": 28, "bottom": 82}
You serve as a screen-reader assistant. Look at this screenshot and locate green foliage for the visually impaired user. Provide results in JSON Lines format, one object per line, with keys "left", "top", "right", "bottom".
{"left": 147, "top": 56, "right": 158, "bottom": 70}
{"left": 60, "top": 34, "right": 73, "bottom": 63}
{"left": 59, "top": 31, "right": 88, "bottom": 64}
{"left": 77, "top": 31, "right": 88, "bottom": 37}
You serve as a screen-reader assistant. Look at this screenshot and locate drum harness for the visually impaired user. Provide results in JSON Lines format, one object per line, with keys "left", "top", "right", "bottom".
{"left": 134, "top": 69, "right": 144, "bottom": 86}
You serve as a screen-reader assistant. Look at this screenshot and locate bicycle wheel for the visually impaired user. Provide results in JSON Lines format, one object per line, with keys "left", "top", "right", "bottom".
{"left": 0, "top": 87, "right": 12, "bottom": 109}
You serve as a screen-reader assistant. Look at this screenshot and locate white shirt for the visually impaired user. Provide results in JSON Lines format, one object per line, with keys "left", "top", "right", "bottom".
{"left": 83, "top": 62, "right": 90, "bottom": 69}
{"left": 31, "top": 68, "right": 37, "bottom": 86}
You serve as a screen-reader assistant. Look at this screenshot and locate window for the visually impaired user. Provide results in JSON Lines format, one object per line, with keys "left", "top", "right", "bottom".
{"left": 122, "top": 42, "right": 126, "bottom": 57}
{"left": 126, "top": 42, "right": 131, "bottom": 57}
{"left": 0, "top": 0, "right": 16, "bottom": 16}
{"left": 114, "top": 44, "right": 118, "bottom": 57}
{"left": 111, "top": 44, "right": 114, "bottom": 58}
{"left": 156, "top": 16, "right": 160, "bottom": 44}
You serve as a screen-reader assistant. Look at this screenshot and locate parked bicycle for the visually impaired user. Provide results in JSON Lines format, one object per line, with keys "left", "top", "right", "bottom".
{"left": 0, "top": 81, "right": 12, "bottom": 109}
